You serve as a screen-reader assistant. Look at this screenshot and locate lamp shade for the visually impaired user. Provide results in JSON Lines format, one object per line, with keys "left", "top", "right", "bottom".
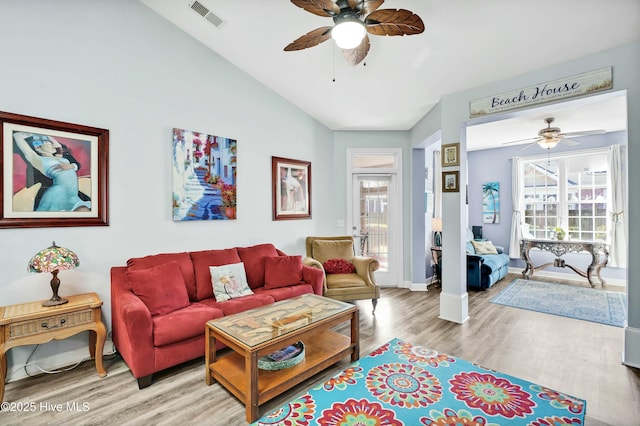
{"left": 331, "top": 20, "right": 366, "bottom": 49}
{"left": 29, "top": 241, "right": 79, "bottom": 307}
{"left": 431, "top": 217, "right": 442, "bottom": 232}
{"left": 537, "top": 138, "right": 560, "bottom": 149}
{"left": 28, "top": 241, "right": 79, "bottom": 273}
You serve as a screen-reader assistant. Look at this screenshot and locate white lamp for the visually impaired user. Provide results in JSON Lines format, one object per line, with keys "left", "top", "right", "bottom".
{"left": 537, "top": 137, "right": 561, "bottom": 149}
{"left": 331, "top": 19, "right": 366, "bottom": 49}
{"left": 432, "top": 217, "right": 442, "bottom": 247}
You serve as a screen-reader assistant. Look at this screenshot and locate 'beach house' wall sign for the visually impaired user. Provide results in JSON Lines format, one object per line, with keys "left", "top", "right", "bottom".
{"left": 469, "top": 67, "right": 612, "bottom": 118}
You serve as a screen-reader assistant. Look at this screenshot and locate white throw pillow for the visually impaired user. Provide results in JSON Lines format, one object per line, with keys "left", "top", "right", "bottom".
{"left": 210, "top": 262, "right": 253, "bottom": 301}
{"left": 471, "top": 240, "right": 499, "bottom": 255}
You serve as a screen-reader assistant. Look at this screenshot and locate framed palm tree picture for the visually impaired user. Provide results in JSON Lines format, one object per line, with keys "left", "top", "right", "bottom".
{"left": 482, "top": 181, "right": 500, "bottom": 224}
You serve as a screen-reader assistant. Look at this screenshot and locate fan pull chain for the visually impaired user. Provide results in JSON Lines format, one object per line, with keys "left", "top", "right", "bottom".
{"left": 332, "top": 44, "right": 336, "bottom": 82}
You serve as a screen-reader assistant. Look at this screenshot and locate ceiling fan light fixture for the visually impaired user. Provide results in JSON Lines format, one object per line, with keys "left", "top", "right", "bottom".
{"left": 331, "top": 20, "right": 366, "bottom": 49}
{"left": 537, "top": 137, "right": 560, "bottom": 149}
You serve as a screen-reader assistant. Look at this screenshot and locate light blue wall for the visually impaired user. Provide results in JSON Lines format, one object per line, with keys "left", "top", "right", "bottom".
{"left": 0, "top": 0, "right": 334, "bottom": 380}
{"left": 332, "top": 131, "right": 412, "bottom": 280}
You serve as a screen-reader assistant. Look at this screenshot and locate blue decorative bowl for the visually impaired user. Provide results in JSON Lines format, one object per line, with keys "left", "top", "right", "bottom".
{"left": 258, "top": 342, "right": 305, "bottom": 370}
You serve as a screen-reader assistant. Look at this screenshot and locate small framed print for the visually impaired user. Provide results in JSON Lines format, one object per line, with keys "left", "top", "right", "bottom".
{"left": 272, "top": 156, "right": 311, "bottom": 220}
{"left": 441, "top": 142, "right": 460, "bottom": 167}
{"left": 442, "top": 171, "right": 459, "bottom": 193}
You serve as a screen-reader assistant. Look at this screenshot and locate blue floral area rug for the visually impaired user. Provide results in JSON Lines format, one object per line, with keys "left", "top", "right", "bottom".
{"left": 491, "top": 278, "right": 626, "bottom": 327}
{"left": 253, "top": 338, "right": 586, "bottom": 425}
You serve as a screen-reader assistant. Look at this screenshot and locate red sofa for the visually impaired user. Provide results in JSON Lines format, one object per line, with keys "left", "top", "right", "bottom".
{"left": 110, "top": 243, "right": 323, "bottom": 388}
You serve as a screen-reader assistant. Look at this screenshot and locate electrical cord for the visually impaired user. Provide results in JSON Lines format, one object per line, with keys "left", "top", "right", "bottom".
{"left": 12, "top": 328, "right": 118, "bottom": 378}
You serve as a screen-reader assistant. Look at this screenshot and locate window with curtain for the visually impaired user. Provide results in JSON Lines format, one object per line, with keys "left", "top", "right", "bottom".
{"left": 521, "top": 149, "right": 609, "bottom": 242}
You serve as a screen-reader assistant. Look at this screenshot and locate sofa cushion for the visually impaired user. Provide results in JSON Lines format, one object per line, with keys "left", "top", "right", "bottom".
{"left": 209, "top": 263, "right": 254, "bottom": 301}
{"left": 126, "top": 262, "right": 190, "bottom": 316}
{"left": 312, "top": 240, "right": 354, "bottom": 264}
{"left": 323, "top": 258, "right": 356, "bottom": 274}
{"left": 326, "top": 273, "right": 366, "bottom": 288}
{"left": 152, "top": 303, "right": 223, "bottom": 346}
{"left": 471, "top": 240, "right": 499, "bottom": 255}
{"left": 480, "top": 253, "right": 510, "bottom": 274}
{"left": 199, "top": 293, "right": 275, "bottom": 316}
{"left": 126, "top": 252, "right": 197, "bottom": 301}
{"left": 237, "top": 243, "right": 279, "bottom": 288}
{"left": 264, "top": 255, "right": 303, "bottom": 289}
{"left": 190, "top": 248, "right": 242, "bottom": 301}
{"left": 254, "top": 284, "right": 314, "bottom": 301}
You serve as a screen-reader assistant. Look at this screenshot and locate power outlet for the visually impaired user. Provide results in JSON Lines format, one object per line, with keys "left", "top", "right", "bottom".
{"left": 336, "top": 220, "right": 344, "bottom": 227}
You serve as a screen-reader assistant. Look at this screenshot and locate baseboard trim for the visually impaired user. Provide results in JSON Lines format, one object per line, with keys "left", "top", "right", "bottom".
{"left": 623, "top": 326, "right": 640, "bottom": 369}
{"left": 439, "top": 291, "right": 469, "bottom": 324}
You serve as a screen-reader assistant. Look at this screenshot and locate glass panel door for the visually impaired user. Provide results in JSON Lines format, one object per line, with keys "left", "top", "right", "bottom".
{"left": 353, "top": 175, "right": 394, "bottom": 285}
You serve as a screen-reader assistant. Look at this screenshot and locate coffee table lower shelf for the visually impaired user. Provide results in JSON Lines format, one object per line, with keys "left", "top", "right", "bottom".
{"left": 208, "top": 330, "right": 356, "bottom": 422}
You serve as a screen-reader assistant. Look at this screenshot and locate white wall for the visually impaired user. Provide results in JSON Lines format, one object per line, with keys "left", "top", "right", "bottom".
{"left": 0, "top": 0, "right": 334, "bottom": 380}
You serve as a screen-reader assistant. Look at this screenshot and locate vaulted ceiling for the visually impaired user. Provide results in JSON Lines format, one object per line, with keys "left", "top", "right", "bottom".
{"left": 140, "top": 0, "right": 639, "bottom": 148}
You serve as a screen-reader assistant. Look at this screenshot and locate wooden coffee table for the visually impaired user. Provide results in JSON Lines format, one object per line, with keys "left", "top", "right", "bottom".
{"left": 205, "top": 294, "right": 359, "bottom": 422}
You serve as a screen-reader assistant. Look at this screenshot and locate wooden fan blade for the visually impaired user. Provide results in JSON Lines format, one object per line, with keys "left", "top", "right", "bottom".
{"left": 291, "top": 0, "right": 339, "bottom": 17}
{"left": 559, "top": 129, "right": 606, "bottom": 138}
{"left": 347, "top": 0, "right": 360, "bottom": 10}
{"left": 284, "top": 26, "right": 333, "bottom": 51}
{"left": 365, "top": 9, "right": 424, "bottom": 36}
{"left": 349, "top": 0, "right": 384, "bottom": 15}
{"left": 343, "top": 35, "right": 370, "bottom": 65}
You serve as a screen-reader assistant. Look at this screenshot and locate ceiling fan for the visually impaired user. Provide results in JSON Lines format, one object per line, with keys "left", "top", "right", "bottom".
{"left": 503, "top": 117, "right": 606, "bottom": 150}
{"left": 284, "top": 0, "right": 424, "bottom": 65}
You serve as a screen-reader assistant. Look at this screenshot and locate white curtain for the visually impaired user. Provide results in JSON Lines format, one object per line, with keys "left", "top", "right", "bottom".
{"left": 509, "top": 156, "right": 523, "bottom": 258}
{"left": 607, "top": 144, "right": 627, "bottom": 268}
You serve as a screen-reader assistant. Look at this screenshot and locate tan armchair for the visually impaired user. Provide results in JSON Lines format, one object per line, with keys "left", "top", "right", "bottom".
{"left": 304, "top": 236, "right": 380, "bottom": 313}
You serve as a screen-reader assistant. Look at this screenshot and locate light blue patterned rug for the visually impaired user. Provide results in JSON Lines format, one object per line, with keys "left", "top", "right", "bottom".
{"left": 491, "top": 278, "right": 627, "bottom": 327}
{"left": 253, "top": 338, "right": 586, "bottom": 425}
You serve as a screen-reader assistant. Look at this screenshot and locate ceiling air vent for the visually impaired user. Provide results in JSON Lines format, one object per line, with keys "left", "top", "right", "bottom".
{"left": 190, "top": 1, "right": 225, "bottom": 28}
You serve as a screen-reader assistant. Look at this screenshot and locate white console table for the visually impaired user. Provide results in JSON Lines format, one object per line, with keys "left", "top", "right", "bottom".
{"left": 520, "top": 238, "right": 609, "bottom": 287}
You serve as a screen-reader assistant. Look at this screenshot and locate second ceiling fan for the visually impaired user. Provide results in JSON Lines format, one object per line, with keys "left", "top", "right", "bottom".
{"left": 503, "top": 117, "right": 606, "bottom": 150}
{"left": 284, "top": 0, "right": 424, "bottom": 65}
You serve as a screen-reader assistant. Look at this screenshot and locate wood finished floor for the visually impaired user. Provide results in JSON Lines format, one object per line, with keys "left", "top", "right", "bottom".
{"left": 2, "top": 274, "right": 639, "bottom": 425}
